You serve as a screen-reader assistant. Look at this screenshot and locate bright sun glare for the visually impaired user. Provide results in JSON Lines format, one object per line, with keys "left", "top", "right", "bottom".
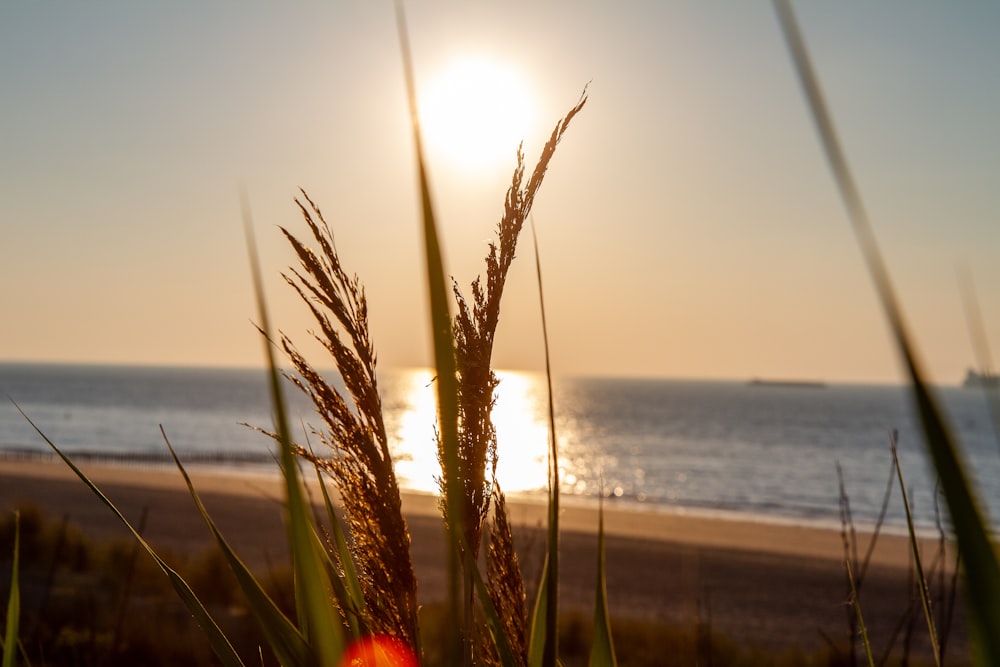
{"left": 418, "top": 57, "right": 535, "bottom": 172}
{"left": 391, "top": 370, "right": 549, "bottom": 494}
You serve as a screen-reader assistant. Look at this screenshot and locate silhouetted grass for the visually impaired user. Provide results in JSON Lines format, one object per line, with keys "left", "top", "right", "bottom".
{"left": 2, "top": 512, "right": 17, "bottom": 667}
{"left": 776, "top": 1, "right": 999, "bottom": 665}
{"left": 0, "top": 504, "right": 260, "bottom": 666}
{"left": 8, "top": 503, "right": 909, "bottom": 666}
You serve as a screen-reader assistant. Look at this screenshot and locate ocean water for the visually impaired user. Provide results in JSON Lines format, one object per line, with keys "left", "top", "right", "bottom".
{"left": 1, "top": 362, "right": 998, "bottom": 535}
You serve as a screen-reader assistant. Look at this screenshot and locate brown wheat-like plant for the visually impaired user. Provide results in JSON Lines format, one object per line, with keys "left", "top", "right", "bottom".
{"left": 279, "top": 190, "right": 420, "bottom": 648}
{"left": 447, "top": 92, "right": 586, "bottom": 662}
{"left": 447, "top": 94, "right": 586, "bottom": 549}
{"left": 486, "top": 486, "right": 528, "bottom": 664}
{"left": 281, "top": 92, "right": 586, "bottom": 663}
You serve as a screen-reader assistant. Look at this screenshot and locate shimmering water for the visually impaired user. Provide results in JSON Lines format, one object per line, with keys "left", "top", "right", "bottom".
{"left": 2, "top": 362, "right": 998, "bottom": 534}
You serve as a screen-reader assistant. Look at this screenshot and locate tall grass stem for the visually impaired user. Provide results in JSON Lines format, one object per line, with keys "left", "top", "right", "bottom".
{"left": 243, "top": 193, "right": 345, "bottom": 665}
{"left": 530, "top": 220, "right": 560, "bottom": 667}
{"left": 774, "top": 2, "right": 1000, "bottom": 662}
{"left": 890, "top": 434, "right": 942, "bottom": 666}
{"left": 14, "top": 402, "right": 247, "bottom": 667}
{"left": 395, "top": 3, "right": 466, "bottom": 662}
{"left": 2, "top": 512, "right": 19, "bottom": 667}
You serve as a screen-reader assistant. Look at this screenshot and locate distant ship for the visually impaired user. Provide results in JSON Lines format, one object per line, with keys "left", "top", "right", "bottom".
{"left": 748, "top": 378, "right": 826, "bottom": 389}
{"left": 962, "top": 368, "right": 999, "bottom": 388}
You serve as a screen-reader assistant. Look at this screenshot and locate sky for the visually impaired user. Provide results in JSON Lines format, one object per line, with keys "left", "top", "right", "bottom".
{"left": 2, "top": 2, "right": 998, "bottom": 385}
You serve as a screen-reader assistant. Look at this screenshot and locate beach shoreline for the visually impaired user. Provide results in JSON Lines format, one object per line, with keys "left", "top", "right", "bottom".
{"left": 0, "top": 458, "right": 966, "bottom": 660}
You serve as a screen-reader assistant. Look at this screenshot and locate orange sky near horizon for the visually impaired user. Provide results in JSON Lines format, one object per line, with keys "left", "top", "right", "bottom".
{"left": 2, "top": 3, "right": 998, "bottom": 385}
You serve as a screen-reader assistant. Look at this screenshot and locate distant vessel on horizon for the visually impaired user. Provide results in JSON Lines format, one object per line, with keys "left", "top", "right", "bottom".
{"left": 748, "top": 378, "right": 826, "bottom": 389}
{"left": 962, "top": 368, "right": 999, "bottom": 389}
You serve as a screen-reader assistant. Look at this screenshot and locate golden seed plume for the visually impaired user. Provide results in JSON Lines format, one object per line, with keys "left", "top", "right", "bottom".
{"left": 280, "top": 190, "right": 419, "bottom": 647}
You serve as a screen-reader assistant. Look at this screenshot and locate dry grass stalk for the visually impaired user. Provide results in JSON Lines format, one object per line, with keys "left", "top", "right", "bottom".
{"left": 487, "top": 487, "right": 528, "bottom": 666}
{"left": 279, "top": 189, "right": 419, "bottom": 647}
{"left": 281, "top": 92, "right": 586, "bottom": 661}
{"left": 447, "top": 93, "right": 587, "bottom": 558}
{"left": 445, "top": 94, "right": 586, "bottom": 660}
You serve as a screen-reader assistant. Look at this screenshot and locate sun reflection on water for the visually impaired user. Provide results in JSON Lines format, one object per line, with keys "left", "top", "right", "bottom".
{"left": 388, "top": 369, "right": 550, "bottom": 494}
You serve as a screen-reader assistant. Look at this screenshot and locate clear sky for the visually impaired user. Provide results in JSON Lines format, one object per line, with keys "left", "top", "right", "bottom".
{"left": 2, "top": 2, "right": 998, "bottom": 384}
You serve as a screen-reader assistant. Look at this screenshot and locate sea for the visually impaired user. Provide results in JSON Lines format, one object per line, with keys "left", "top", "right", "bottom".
{"left": 2, "top": 362, "right": 998, "bottom": 537}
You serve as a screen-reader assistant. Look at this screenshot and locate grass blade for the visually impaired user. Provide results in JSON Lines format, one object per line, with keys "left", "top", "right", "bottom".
{"left": 589, "top": 486, "right": 617, "bottom": 667}
{"left": 890, "top": 434, "right": 942, "bottom": 666}
{"left": 527, "top": 554, "right": 550, "bottom": 667}
{"left": 529, "top": 220, "right": 559, "bottom": 667}
{"left": 160, "top": 428, "right": 312, "bottom": 666}
{"left": 314, "top": 466, "right": 370, "bottom": 639}
{"left": 243, "top": 195, "right": 345, "bottom": 665}
{"left": 773, "top": 2, "right": 1000, "bottom": 663}
{"left": 2, "top": 513, "right": 19, "bottom": 667}
{"left": 462, "top": 538, "right": 522, "bottom": 667}
{"left": 395, "top": 3, "right": 465, "bottom": 663}
{"left": 908, "top": 374, "right": 1000, "bottom": 663}
{"left": 846, "top": 560, "right": 875, "bottom": 667}
{"left": 13, "top": 403, "right": 247, "bottom": 667}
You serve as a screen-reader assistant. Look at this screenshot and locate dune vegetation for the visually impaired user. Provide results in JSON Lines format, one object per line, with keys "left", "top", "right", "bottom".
{"left": 4, "top": 2, "right": 999, "bottom": 666}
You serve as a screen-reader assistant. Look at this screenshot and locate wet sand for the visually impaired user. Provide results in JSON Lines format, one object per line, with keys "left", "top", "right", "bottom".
{"left": 0, "top": 458, "right": 967, "bottom": 660}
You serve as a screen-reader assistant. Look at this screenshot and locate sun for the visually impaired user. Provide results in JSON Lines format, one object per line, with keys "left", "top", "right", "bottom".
{"left": 418, "top": 57, "right": 535, "bottom": 172}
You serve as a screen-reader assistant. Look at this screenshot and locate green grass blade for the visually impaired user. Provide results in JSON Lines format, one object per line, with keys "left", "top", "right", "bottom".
{"left": 846, "top": 560, "right": 875, "bottom": 667}
{"left": 306, "top": 524, "right": 365, "bottom": 639}
{"left": 2, "top": 513, "right": 19, "bottom": 667}
{"left": 243, "top": 195, "right": 345, "bottom": 665}
{"left": 530, "top": 220, "right": 559, "bottom": 667}
{"left": 589, "top": 489, "right": 617, "bottom": 667}
{"left": 527, "top": 554, "right": 550, "bottom": 667}
{"left": 160, "top": 429, "right": 311, "bottom": 666}
{"left": 13, "top": 403, "right": 247, "bottom": 667}
{"left": 460, "top": 538, "right": 521, "bottom": 667}
{"left": 890, "top": 435, "right": 942, "bottom": 666}
{"left": 909, "top": 371, "right": 1000, "bottom": 663}
{"left": 773, "top": 3, "right": 1000, "bottom": 663}
{"left": 395, "top": 3, "right": 465, "bottom": 663}
{"left": 314, "top": 467, "right": 370, "bottom": 638}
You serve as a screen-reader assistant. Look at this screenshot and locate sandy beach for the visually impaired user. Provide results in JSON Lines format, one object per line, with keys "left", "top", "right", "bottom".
{"left": 0, "top": 457, "right": 966, "bottom": 661}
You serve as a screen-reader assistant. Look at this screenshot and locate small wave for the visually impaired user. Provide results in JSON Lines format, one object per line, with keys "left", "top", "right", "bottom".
{"left": 0, "top": 446, "right": 274, "bottom": 467}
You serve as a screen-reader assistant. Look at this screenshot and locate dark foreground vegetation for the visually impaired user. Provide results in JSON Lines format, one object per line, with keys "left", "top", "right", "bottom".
{"left": 1, "top": 506, "right": 954, "bottom": 666}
